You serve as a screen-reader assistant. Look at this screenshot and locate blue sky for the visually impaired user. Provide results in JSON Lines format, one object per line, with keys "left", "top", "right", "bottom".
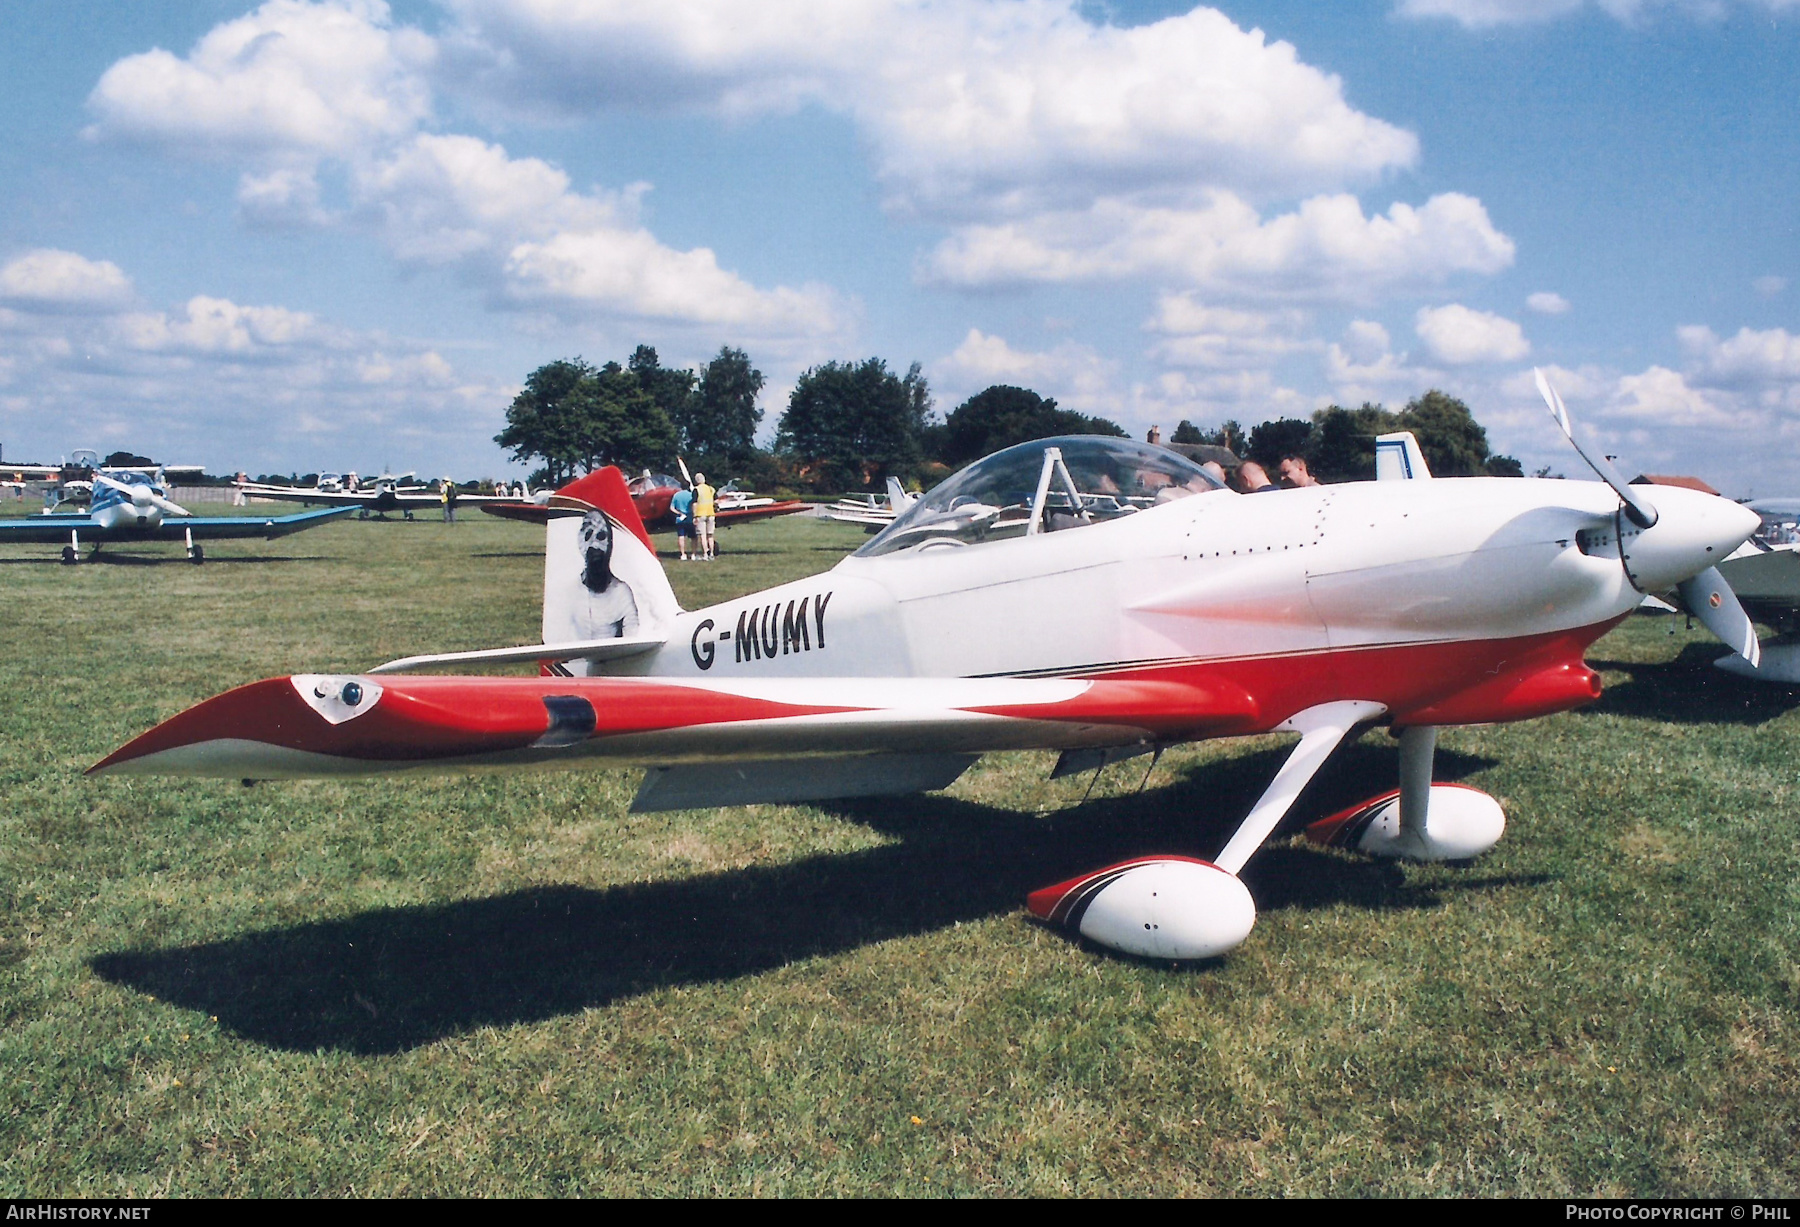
{"left": 0, "top": 0, "right": 1794, "bottom": 491}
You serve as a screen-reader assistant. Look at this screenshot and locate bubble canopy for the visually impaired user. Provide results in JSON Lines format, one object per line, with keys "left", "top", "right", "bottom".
{"left": 857, "top": 435, "right": 1228, "bottom": 558}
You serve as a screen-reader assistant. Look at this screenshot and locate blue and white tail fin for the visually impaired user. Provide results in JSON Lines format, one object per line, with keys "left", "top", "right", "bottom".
{"left": 1375, "top": 432, "right": 1432, "bottom": 481}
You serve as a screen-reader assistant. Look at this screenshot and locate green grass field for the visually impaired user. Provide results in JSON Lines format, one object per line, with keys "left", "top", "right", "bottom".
{"left": 2, "top": 512, "right": 1796, "bottom": 1196}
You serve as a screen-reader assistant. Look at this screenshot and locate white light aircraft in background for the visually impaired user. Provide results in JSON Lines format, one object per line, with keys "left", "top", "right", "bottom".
{"left": 235, "top": 472, "right": 531, "bottom": 519}
{"left": 96, "top": 375, "right": 1763, "bottom": 962}
{"left": 823, "top": 478, "right": 920, "bottom": 529}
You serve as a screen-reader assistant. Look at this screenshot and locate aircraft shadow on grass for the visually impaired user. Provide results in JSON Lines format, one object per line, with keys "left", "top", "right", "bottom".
{"left": 1583, "top": 641, "right": 1800, "bottom": 726}
{"left": 90, "top": 741, "right": 1539, "bottom": 1057}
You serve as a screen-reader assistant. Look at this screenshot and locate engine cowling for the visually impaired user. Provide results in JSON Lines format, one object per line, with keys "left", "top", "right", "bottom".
{"left": 1027, "top": 856, "right": 1256, "bottom": 960}
{"left": 1305, "top": 783, "right": 1505, "bottom": 861}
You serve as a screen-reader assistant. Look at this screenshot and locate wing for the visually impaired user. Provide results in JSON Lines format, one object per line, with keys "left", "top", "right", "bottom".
{"left": 91, "top": 673, "right": 1262, "bottom": 788}
{"left": 1718, "top": 546, "right": 1800, "bottom": 632}
{"left": 234, "top": 485, "right": 365, "bottom": 507}
{"left": 160, "top": 507, "right": 359, "bottom": 539}
{"left": 715, "top": 500, "right": 808, "bottom": 524}
{"left": 481, "top": 503, "right": 551, "bottom": 524}
{"left": 0, "top": 507, "right": 354, "bottom": 544}
{"left": 0, "top": 515, "right": 99, "bottom": 543}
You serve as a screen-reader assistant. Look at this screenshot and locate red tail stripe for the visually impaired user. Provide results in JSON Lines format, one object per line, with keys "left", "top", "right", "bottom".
{"left": 551, "top": 468, "right": 654, "bottom": 552}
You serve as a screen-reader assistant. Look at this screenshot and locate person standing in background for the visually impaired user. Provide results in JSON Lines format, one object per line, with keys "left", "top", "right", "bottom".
{"left": 671, "top": 482, "right": 696, "bottom": 561}
{"left": 692, "top": 472, "right": 716, "bottom": 560}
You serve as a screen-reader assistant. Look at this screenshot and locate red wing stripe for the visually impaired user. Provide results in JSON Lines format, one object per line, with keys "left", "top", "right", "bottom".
{"left": 97, "top": 674, "right": 1248, "bottom": 772}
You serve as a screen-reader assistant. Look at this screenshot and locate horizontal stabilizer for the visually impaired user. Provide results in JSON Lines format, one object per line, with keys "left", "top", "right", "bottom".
{"left": 370, "top": 634, "right": 666, "bottom": 674}
{"left": 631, "top": 753, "right": 979, "bottom": 812}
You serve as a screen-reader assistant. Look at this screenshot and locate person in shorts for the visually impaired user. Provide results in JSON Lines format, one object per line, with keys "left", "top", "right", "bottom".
{"left": 692, "top": 472, "right": 716, "bottom": 560}
{"left": 670, "top": 483, "right": 696, "bottom": 561}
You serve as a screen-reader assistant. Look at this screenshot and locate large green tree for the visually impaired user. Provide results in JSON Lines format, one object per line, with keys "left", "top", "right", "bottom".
{"left": 1308, "top": 402, "right": 1400, "bottom": 482}
{"left": 628, "top": 345, "right": 698, "bottom": 438}
{"left": 1235, "top": 390, "right": 1522, "bottom": 482}
{"left": 935, "top": 385, "right": 1127, "bottom": 466}
{"left": 1245, "top": 418, "right": 1314, "bottom": 468}
{"left": 1397, "top": 390, "right": 1522, "bottom": 477}
{"left": 681, "top": 346, "right": 766, "bottom": 465}
{"left": 776, "top": 358, "right": 933, "bottom": 491}
{"left": 495, "top": 357, "right": 678, "bottom": 485}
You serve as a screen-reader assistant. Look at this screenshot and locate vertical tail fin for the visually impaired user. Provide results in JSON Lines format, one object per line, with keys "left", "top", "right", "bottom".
{"left": 1374, "top": 432, "right": 1432, "bottom": 481}
{"left": 540, "top": 468, "right": 679, "bottom": 674}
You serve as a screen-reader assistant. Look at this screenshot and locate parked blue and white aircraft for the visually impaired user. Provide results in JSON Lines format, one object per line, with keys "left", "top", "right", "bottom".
{"left": 1, "top": 467, "right": 354, "bottom": 564}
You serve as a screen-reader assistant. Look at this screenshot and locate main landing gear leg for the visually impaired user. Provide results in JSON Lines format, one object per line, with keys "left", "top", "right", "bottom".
{"left": 61, "top": 528, "right": 79, "bottom": 566}
{"left": 1305, "top": 723, "right": 1505, "bottom": 862}
{"left": 1029, "top": 700, "right": 1386, "bottom": 961}
{"left": 185, "top": 525, "right": 205, "bottom": 564}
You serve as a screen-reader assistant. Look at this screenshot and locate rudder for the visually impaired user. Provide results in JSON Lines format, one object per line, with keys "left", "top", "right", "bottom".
{"left": 541, "top": 468, "right": 680, "bottom": 673}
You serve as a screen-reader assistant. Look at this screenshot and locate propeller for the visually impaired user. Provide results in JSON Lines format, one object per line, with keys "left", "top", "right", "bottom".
{"left": 95, "top": 471, "right": 191, "bottom": 518}
{"left": 1534, "top": 368, "right": 1658, "bottom": 529}
{"left": 1676, "top": 566, "right": 1761, "bottom": 670}
{"left": 677, "top": 456, "right": 693, "bottom": 486}
{"left": 1535, "top": 368, "right": 1761, "bottom": 668}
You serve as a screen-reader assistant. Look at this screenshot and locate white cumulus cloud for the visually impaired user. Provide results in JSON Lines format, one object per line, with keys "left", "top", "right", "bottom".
{"left": 1607, "top": 365, "right": 1746, "bottom": 428}
{"left": 1146, "top": 295, "right": 1313, "bottom": 368}
{"left": 0, "top": 250, "right": 135, "bottom": 313}
{"left": 0, "top": 273, "right": 515, "bottom": 474}
{"left": 83, "top": 3, "right": 843, "bottom": 340}
{"left": 938, "top": 328, "right": 1121, "bottom": 415}
{"left": 1415, "top": 304, "right": 1530, "bottom": 364}
{"left": 347, "top": 133, "right": 846, "bottom": 334}
{"left": 924, "top": 192, "right": 1514, "bottom": 300}
{"left": 1678, "top": 324, "right": 1800, "bottom": 387}
{"left": 440, "top": 0, "right": 1419, "bottom": 215}
{"left": 503, "top": 230, "right": 843, "bottom": 333}
{"left": 86, "top": 0, "right": 434, "bottom": 157}
{"left": 1325, "top": 319, "right": 1439, "bottom": 404}
{"left": 115, "top": 296, "right": 329, "bottom": 355}
{"left": 1527, "top": 291, "right": 1570, "bottom": 315}
{"left": 1395, "top": 0, "right": 1793, "bottom": 27}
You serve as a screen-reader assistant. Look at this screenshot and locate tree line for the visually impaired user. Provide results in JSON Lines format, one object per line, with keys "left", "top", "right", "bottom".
{"left": 496, "top": 346, "right": 1520, "bottom": 493}
{"left": 1168, "top": 392, "right": 1522, "bottom": 481}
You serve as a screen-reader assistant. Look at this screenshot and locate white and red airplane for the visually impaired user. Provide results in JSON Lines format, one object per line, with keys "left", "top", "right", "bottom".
{"left": 92, "top": 376, "right": 1763, "bottom": 961}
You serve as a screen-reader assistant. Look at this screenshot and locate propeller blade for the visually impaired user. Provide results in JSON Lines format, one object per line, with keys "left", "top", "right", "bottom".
{"left": 1534, "top": 368, "right": 1658, "bottom": 530}
{"left": 95, "top": 471, "right": 190, "bottom": 516}
{"left": 1677, "top": 565, "right": 1761, "bottom": 668}
{"left": 677, "top": 456, "right": 693, "bottom": 485}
